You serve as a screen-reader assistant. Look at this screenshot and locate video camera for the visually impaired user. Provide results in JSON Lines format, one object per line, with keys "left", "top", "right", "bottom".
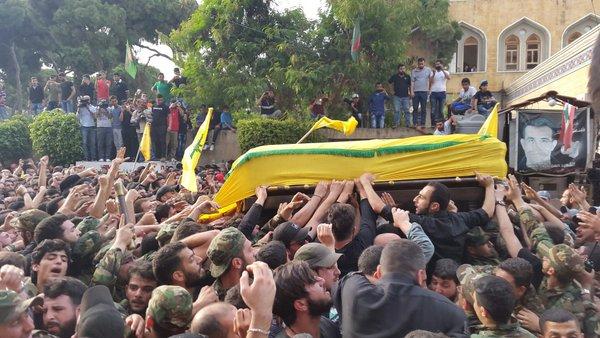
{"left": 77, "top": 96, "right": 90, "bottom": 108}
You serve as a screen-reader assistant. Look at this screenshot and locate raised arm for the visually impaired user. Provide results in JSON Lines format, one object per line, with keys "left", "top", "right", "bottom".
{"left": 475, "top": 172, "right": 495, "bottom": 218}
{"left": 494, "top": 185, "right": 523, "bottom": 258}
{"left": 290, "top": 181, "right": 328, "bottom": 227}
{"left": 521, "top": 182, "right": 562, "bottom": 219}
{"left": 306, "top": 181, "right": 345, "bottom": 237}
{"left": 358, "top": 173, "right": 386, "bottom": 214}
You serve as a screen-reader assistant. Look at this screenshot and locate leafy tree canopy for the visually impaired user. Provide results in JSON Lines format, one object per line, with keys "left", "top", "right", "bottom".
{"left": 170, "top": 0, "right": 462, "bottom": 115}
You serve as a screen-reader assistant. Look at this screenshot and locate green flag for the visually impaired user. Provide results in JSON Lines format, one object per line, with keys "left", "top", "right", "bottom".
{"left": 351, "top": 20, "right": 361, "bottom": 62}
{"left": 125, "top": 41, "right": 137, "bottom": 79}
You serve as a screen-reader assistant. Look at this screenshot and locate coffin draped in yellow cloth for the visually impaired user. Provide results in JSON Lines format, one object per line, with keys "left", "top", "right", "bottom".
{"left": 213, "top": 133, "right": 507, "bottom": 207}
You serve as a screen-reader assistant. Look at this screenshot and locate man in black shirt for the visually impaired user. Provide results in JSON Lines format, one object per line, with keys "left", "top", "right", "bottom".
{"left": 58, "top": 73, "right": 75, "bottom": 113}
{"left": 28, "top": 77, "right": 45, "bottom": 115}
{"left": 360, "top": 173, "right": 495, "bottom": 265}
{"left": 388, "top": 64, "right": 412, "bottom": 128}
{"left": 169, "top": 68, "right": 187, "bottom": 88}
{"left": 78, "top": 75, "right": 95, "bottom": 104}
{"left": 151, "top": 95, "right": 169, "bottom": 160}
{"left": 334, "top": 239, "right": 467, "bottom": 337}
{"left": 258, "top": 89, "right": 276, "bottom": 115}
{"left": 472, "top": 80, "right": 497, "bottom": 117}
{"left": 111, "top": 73, "right": 129, "bottom": 104}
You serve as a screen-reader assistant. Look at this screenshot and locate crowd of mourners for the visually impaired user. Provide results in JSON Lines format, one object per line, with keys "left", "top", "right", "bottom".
{"left": 0, "top": 146, "right": 599, "bottom": 338}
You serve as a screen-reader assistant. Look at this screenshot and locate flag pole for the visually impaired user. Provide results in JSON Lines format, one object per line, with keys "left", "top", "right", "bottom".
{"left": 296, "top": 129, "right": 314, "bottom": 144}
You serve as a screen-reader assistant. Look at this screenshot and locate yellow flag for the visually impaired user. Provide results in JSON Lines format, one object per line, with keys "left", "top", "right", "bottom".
{"left": 139, "top": 124, "right": 151, "bottom": 161}
{"left": 180, "top": 108, "right": 213, "bottom": 192}
{"left": 310, "top": 116, "right": 358, "bottom": 136}
{"left": 477, "top": 103, "right": 499, "bottom": 138}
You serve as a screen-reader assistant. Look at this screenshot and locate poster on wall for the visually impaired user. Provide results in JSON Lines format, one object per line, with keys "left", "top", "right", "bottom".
{"left": 517, "top": 106, "right": 590, "bottom": 173}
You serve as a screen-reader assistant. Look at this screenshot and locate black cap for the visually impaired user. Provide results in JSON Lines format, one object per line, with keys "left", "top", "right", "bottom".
{"left": 480, "top": 80, "right": 489, "bottom": 87}
{"left": 273, "top": 221, "right": 309, "bottom": 248}
{"left": 156, "top": 185, "right": 178, "bottom": 201}
{"left": 77, "top": 285, "right": 124, "bottom": 338}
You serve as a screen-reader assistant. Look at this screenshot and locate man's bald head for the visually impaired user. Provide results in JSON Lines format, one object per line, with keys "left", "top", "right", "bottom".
{"left": 191, "top": 302, "right": 236, "bottom": 338}
{"left": 374, "top": 233, "right": 402, "bottom": 247}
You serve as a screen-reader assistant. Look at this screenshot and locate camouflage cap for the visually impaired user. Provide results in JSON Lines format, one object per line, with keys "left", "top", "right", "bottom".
{"left": 207, "top": 227, "right": 245, "bottom": 278}
{"left": 465, "top": 226, "right": 490, "bottom": 247}
{"left": 146, "top": 285, "right": 192, "bottom": 329}
{"left": 0, "top": 290, "right": 43, "bottom": 324}
{"left": 76, "top": 216, "right": 100, "bottom": 233}
{"left": 156, "top": 223, "right": 179, "bottom": 246}
{"left": 14, "top": 209, "right": 50, "bottom": 233}
{"left": 456, "top": 264, "right": 492, "bottom": 305}
{"left": 547, "top": 244, "right": 584, "bottom": 278}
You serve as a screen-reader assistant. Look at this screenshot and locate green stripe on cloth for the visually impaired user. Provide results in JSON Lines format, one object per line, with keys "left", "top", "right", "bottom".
{"left": 225, "top": 135, "right": 490, "bottom": 178}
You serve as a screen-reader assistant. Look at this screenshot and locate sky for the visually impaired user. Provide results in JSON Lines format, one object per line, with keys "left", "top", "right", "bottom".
{"left": 137, "top": 0, "right": 326, "bottom": 78}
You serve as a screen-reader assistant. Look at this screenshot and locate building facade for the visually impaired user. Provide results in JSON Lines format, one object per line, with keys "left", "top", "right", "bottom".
{"left": 445, "top": 0, "right": 599, "bottom": 99}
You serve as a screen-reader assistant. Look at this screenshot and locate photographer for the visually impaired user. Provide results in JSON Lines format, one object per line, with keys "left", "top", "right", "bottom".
{"left": 76, "top": 95, "right": 97, "bottom": 161}
{"left": 344, "top": 94, "right": 364, "bottom": 128}
{"left": 257, "top": 89, "right": 281, "bottom": 118}
{"left": 96, "top": 99, "right": 113, "bottom": 162}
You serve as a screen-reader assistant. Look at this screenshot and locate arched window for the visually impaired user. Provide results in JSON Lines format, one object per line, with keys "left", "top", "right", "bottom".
{"left": 463, "top": 37, "right": 478, "bottom": 72}
{"left": 455, "top": 22, "right": 486, "bottom": 73}
{"left": 562, "top": 14, "right": 600, "bottom": 47}
{"left": 567, "top": 32, "right": 582, "bottom": 44}
{"left": 498, "top": 17, "right": 550, "bottom": 71}
{"left": 505, "top": 35, "right": 519, "bottom": 70}
{"left": 526, "top": 34, "right": 540, "bottom": 69}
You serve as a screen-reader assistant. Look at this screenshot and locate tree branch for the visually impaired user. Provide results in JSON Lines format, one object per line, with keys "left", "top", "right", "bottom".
{"left": 132, "top": 43, "right": 173, "bottom": 61}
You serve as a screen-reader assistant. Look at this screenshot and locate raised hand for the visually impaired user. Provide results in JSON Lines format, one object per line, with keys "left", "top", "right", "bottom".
{"left": 392, "top": 207, "right": 411, "bottom": 235}
{"left": 317, "top": 223, "right": 335, "bottom": 250}
{"left": 381, "top": 192, "right": 396, "bottom": 207}
{"left": 474, "top": 171, "right": 493, "bottom": 188}
{"left": 520, "top": 182, "right": 540, "bottom": 201}
{"left": 313, "top": 181, "right": 329, "bottom": 198}
{"left": 240, "top": 262, "right": 276, "bottom": 315}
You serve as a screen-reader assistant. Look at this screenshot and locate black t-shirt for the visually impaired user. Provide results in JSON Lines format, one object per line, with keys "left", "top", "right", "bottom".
{"left": 151, "top": 103, "right": 169, "bottom": 127}
{"left": 78, "top": 83, "right": 95, "bottom": 101}
{"left": 474, "top": 90, "right": 493, "bottom": 104}
{"left": 171, "top": 76, "right": 187, "bottom": 88}
{"left": 112, "top": 81, "right": 128, "bottom": 103}
{"left": 260, "top": 97, "right": 275, "bottom": 115}
{"left": 388, "top": 73, "right": 411, "bottom": 97}
{"left": 60, "top": 81, "right": 74, "bottom": 100}
{"left": 274, "top": 317, "right": 341, "bottom": 338}
{"left": 28, "top": 85, "right": 44, "bottom": 103}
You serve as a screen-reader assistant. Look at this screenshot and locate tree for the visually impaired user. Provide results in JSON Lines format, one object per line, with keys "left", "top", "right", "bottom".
{"left": 169, "top": 0, "right": 461, "bottom": 116}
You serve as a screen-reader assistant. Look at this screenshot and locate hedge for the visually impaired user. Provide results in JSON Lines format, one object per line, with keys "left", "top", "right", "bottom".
{"left": 237, "top": 118, "right": 324, "bottom": 153}
{"left": 0, "top": 115, "right": 33, "bottom": 165}
{"left": 30, "top": 110, "right": 84, "bottom": 166}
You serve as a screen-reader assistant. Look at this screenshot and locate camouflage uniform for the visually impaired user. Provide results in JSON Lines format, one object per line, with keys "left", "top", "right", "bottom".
{"left": 92, "top": 246, "right": 132, "bottom": 302}
{"left": 465, "top": 227, "right": 500, "bottom": 266}
{"left": 538, "top": 244, "right": 600, "bottom": 337}
{"left": 156, "top": 222, "right": 178, "bottom": 245}
{"left": 514, "top": 285, "right": 545, "bottom": 316}
{"left": 470, "top": 323, "right": 536, "bottom": 337}
{"left": 76, "top": 216, "right": 100, "bottom": 233}
{"left": 146, "top": 285, "right": 193, "bottom": 330}
{"left": 71, "top": 230, "right": 104, "bottom": 285}
{"left": 517, "top": 208, "right": 554, "bottom": 256}
{"left": 5, "top": 209, "right": 50, "bottom": 252}
{"left": 457, "top": 264, "right": 492, "bottom": 334}
{"left": 207, "top": 227, "right": 246, "bottom": 301}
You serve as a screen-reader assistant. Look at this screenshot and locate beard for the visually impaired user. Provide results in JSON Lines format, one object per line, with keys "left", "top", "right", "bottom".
{"left": 307, "top": 296, "right": 333, "bottom": 317}
{"left": 46, "top": 317, "right": 77, "bottom": 338}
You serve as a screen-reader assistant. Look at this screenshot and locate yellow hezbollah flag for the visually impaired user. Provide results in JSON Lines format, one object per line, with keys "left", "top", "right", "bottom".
{"left": 310, "top": 116, "right": 358, "bottom": 136}
{"left": 214, "top": 133, "right": 507, "bottom": 206}
{"left": 477, "top": 103, "right": 499, "bottom": 138}
{"left": 139, "top": 124, "right": 151, "bottom": 161}
{"left": 180, "top": 108, "right": 213, "bottom": 192}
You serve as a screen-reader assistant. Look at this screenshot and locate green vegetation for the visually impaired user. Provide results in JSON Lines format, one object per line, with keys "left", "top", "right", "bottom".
{"left": 29, "top": 111, "right": 84, "bottom": 166}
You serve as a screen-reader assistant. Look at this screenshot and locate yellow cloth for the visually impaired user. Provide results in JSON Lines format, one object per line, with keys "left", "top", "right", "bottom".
{"left": 139, "top": 124, "right": 151, "bottom": 161}
{"left": 180, "top": 108, "right": 213, "bottom": 192}
{"left": 198, "top": 202, "right": 239, "bottom": 223}
{"left": 309, "top": 116, "right": 358, "bottom": 136}
{"left": 477, "top": 103, "right": 499, "bottom": 138}
{"left": 214, "top": 133, "right": 508, "bottom": 206}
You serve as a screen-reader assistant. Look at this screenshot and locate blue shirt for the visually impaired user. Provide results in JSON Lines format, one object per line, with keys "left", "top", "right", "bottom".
{"left": 220, "top": 111, "right": 233, "bottom": 127}
{"left": 109, "top": 105, "right": 122, "bottom": 129}
{"left": 368, "top": 91, "right": 390, "bottom": 116}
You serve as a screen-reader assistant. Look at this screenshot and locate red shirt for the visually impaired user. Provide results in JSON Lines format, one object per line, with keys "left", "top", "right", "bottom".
{"left": 168, "top": 107, "right": 180, "bottom": 132}
{"left": 96, "top": 79, "right": 110, "bottom": 100}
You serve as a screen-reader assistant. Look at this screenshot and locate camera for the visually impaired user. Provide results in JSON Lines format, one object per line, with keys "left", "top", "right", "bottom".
{"left": 98, "top": 100, "right": 109, "bottom": 109}
{"left": 77, "top": 96, "right": 90, "bottom": 108}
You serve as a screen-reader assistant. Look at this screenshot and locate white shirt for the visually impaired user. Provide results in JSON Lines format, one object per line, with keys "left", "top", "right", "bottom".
{"left": 458, "top": 86, "right": 477, "bottom": 103}
{"left": 430, "top": 70, "right": 448, "bottom": 92}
